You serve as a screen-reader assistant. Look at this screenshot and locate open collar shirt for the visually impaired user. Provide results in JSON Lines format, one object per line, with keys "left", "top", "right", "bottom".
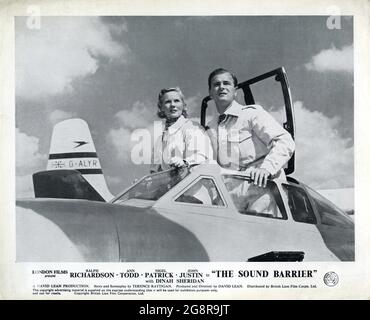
{"left": 206, "top": 100, "right": 295, "bottom": 176}
{"left": 152, "top": 115, "right": 213, "bottom": 172}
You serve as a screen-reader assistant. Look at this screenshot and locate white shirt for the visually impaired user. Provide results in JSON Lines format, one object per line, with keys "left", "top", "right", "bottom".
{"left": 152, "top": 115, "right": 213, "bottom": 172}
{"left": 206, "top": 101, "right": 295, "bottom": 176}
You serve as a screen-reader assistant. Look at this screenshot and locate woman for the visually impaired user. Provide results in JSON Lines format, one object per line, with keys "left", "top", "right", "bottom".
{"left": 150, "top": 87, "right": 213, "bottom": 173}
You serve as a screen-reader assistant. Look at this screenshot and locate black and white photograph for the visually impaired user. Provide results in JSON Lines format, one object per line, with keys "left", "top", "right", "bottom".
{"left": 1, "top": 0, "right": 370, "bottom": 300}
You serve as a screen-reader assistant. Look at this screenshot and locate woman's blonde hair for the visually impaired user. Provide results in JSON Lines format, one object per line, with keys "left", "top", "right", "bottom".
{"left": 157, "top": 87, "right": 188, "bottom": 119}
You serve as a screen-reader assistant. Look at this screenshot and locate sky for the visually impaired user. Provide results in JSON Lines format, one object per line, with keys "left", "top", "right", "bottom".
{"left": 15, "top": 16, "right": 354, "bottom": 197}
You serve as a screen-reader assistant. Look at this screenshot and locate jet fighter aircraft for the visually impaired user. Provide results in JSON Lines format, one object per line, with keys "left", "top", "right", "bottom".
{"left": 16, "top": 67, "right": 354, "bottom": 262}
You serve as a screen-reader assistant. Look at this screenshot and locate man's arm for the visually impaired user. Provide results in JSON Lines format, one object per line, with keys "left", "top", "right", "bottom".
{"left": 247, "top": 105, "right": 295, "bottom": 186}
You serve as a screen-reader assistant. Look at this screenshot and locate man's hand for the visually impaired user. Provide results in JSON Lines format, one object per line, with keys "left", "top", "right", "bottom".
{"left": 169, "top": 156, "right": 187, "bottom": 168}
{"left": 247, "top": 168, "right": 271, "bottom": 188}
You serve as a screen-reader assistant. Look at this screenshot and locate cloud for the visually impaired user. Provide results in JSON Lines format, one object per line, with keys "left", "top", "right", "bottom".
{"left": 16, "top": 128, "right": 45, "bottom": 173}
{"left": 114, "top": 101, "right": 155, "bottom": 130}
{"left": 16, "top": 128, "right": 47, "bottom": 198}
{"left": 271, "top": 101, "right": 353, "bottom": 189}
{"left": 305, "top": 44, "right": 353, "bottom": 72}
{"left": 107, "top": 126, "right": 134, "bottom": 162}
{"left": 16, "top": 17, "right": 129, "bottom": 100}
{"left": 108, "top": 101, "right": 157, "bottom": 162}
{"left": 49, "top": 109, "right": 75, "bottom": 125}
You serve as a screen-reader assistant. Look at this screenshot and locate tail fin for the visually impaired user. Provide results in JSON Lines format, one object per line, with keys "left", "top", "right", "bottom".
{"left": 34, "top": 118, "right": 113, "bottom": 202}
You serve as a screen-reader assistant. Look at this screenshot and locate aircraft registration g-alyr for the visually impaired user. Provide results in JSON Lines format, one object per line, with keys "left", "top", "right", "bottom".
{"left": 16, "top": 67, "right": 354, "bottom": 262}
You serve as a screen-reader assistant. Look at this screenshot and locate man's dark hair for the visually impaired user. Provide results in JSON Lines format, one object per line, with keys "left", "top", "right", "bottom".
{"left": 208, "top": 68, "right": 238, "bottom": 90}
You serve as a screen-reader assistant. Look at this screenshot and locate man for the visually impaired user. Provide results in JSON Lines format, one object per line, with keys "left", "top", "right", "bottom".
{"left": 206, "top": 68, "right": 295, "bottom": 187}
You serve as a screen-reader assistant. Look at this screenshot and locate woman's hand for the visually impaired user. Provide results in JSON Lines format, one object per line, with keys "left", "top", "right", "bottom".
{"left": 169, "top": 156, "right": 187, "bottom": 168}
